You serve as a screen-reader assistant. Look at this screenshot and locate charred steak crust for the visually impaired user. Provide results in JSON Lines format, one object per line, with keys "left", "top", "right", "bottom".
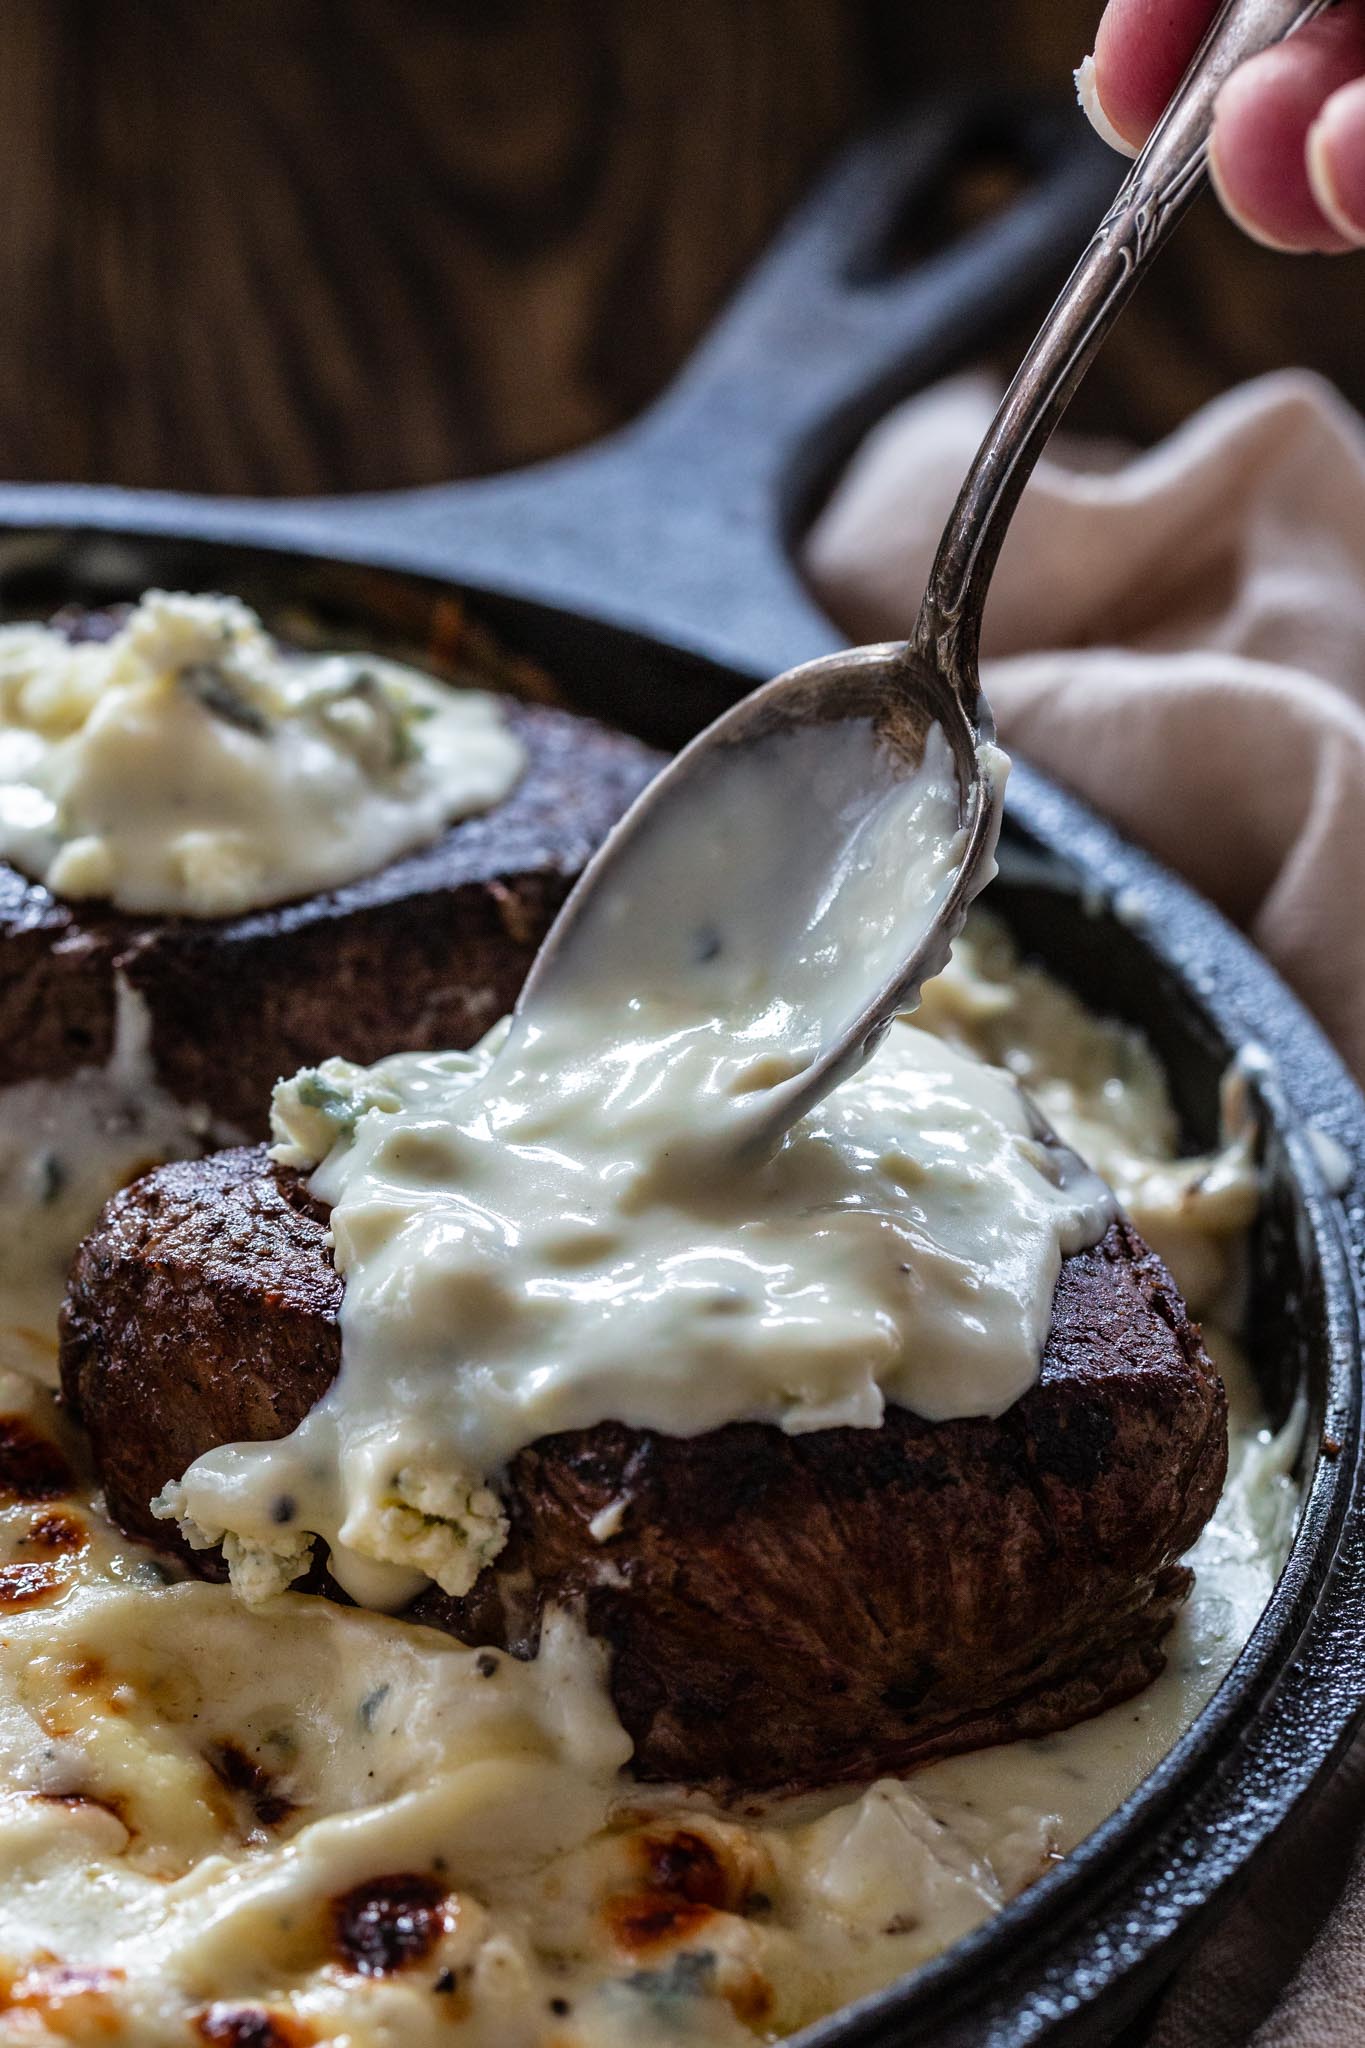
{"left": 1, "top": 690, "right": 661, "bottom": 1130}
{"left": 62, "top": 1150, "right": 343, "bottom": 1545}
{"left": 61, "top": 1148, "right": 1229, "bottom": 1791}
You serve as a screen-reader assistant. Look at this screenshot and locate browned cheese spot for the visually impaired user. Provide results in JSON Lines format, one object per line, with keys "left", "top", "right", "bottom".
{"left": 23, "top": 1509, "right": 88, "bottom": 1558}
{"left": 0, "top": 1416, "right": 74, "bottom": 1502}
{"left": 35, "top": 1789, "right": 127, "bottom": 1826}
{"left": 605, "top": 1892, "right": 717, "bottom": 1955}
{"left": 637, "top": 1828, "right": 731, "bottom": 1910}
{"left": 195, "top": 2004, "right": 316, "bottom": 2047}
{"left": 204, "top": 1740, "right": 296, "bottom": 1832}
{"left": 0, "top": 1559, "right": 68, "bottom": 1611}
{"left": 725, "top": 1964, "right": 775, "bottom": 2028}
{"left": 330, "top": 1872, "right": 452, "bottom": 1976}
{"left": 3, "top": 1962, "right": 127, "bottom": 2026}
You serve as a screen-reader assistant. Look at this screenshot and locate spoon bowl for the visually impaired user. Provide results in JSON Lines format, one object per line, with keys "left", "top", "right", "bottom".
{"left": 518, "top": 638, "right": 1003, "bottom": 1146}
{"left": 519, "top": 0, "right": 1331, "bottom": 1152}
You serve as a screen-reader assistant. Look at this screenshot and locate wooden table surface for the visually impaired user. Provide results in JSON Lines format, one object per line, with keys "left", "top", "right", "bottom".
{"left": 0, "top": 0, "right": 1359, "bottom": 501}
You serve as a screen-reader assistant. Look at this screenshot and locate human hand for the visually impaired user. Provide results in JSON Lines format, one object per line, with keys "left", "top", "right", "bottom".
{"left": 1078, "top": 0, "right": 1365, "bottom": 250}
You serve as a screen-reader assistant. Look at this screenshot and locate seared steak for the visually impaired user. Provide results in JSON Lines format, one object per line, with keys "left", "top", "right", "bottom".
{"left": 61, "top": 1146, "right": 1228, "bottom": 1793}
{"left": 1, "top": 609, "right": 661, "bottom": 1130}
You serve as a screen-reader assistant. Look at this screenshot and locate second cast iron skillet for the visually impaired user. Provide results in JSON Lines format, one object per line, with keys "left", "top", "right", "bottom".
{"left": 0, "top": 97, "right": 1362, "bottom": 2048}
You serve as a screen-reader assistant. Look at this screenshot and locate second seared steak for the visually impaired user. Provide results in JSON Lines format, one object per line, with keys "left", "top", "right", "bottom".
{"left": 1, "top": 606, "right": 662, "bottom": 1131}
{"left": 61, "top": 1147, "right": 1228, "bottom": 1793}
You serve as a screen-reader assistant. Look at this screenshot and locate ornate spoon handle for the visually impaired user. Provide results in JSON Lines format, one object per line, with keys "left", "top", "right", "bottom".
{"left": 913, "top": 0, "right": 1335, "bottom": 707}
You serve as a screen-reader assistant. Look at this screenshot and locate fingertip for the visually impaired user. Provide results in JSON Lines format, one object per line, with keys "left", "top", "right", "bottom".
{"left": 1090, "top": 0, "right": 1222, "bottom": 152}
{"left": 1207, "top": 85, "right": 1316, "bottom": 250}
{"left": 1208, "top": 47, "right": 1354, "bottom": 253}
{"left": 1307, "top": 76, "right": 1365, "bottom": 245}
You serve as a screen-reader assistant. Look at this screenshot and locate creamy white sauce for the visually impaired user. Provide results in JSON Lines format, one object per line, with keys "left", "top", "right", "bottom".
{"left": 914, "top": 926, "right": 1260, "bottom": 1322}
{"left": 517, "top": 719, "right": 1008, "bottom": 1130}
{"left": 163, "top": 808, "right": 1113, "bottom": 1608}
{"left": 0, "top": 944, "right": 1295, "bottom": 2046}
{"left": 0, "top": 982, "right": 215, "bottom": 1385}
{"left": 0, "top": 590, "right": 524, "bottom": 917}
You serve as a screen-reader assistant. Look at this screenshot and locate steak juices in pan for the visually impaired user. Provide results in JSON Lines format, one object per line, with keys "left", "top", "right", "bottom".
{"left": 0, "top": 588, "right": 1292, "bottom": 2042}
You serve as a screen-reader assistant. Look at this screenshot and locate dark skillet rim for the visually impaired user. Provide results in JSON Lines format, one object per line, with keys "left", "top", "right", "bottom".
{"left": 796, "top": 757, "right": 1365, "bottom": 2047}
{"left": 1, "top": 527, "right": 1361, "bottom": 2043}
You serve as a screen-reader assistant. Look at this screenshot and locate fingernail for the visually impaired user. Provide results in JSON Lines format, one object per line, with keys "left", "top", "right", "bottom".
{"left": 1307, "top": 79, "right": 1365, "bottom": 245}
{"left": 1074, "top": 54, "right": 1139, "bottom": 158}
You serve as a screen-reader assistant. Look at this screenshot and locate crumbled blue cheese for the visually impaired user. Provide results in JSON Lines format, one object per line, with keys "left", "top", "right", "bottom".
{"left": 337, "top": 1465, "right": 509, "bottom": 1598}
{"left": 152, "top": 1484, "right": 316, "bottom": 1607}
{"left": 153, "top": 1428, "right": 507, "bottom": 1607}
{"left": 270, "top": 1058, "right": 405, "bottom": 1167}
{"left": 0, "top": 590, "right": 524, "bottom": 917}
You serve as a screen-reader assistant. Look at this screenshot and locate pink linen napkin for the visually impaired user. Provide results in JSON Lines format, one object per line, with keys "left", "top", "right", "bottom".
{"left": 802, "top": 369, "right": 1365, "bottom": 2042}
{"left": 804, "top": 368, "right": 1365, "bottom": 1081}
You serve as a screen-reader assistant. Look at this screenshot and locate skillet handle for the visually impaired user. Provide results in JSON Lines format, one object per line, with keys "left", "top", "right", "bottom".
{"left": 0, "top": 97, "right": 1116, "bottom": 680}
{"left": 301, "top": 93, "right": 1119, "bottom": 677}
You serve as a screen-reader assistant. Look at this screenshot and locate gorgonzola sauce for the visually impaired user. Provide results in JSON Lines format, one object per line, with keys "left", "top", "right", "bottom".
{"left": 0, "top": 591, "right": 526, "bottom": 1382}
{"left": 0, "top": 923, "right": 1295, "bottom": 2046}
{"left": 0, "top": 591, "right": 523, "bottom": 918}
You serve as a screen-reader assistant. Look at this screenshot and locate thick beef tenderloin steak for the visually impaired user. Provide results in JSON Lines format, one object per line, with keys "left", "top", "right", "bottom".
{"left": 1, "top": 608, "right": 661, "bottom": 1132}
{"left": 61, "top": 1147, "right": 1228, "bottom": 1793}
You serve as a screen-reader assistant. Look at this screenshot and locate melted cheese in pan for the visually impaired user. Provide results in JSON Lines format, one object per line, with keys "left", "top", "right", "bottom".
{"left": 0, "top": 984, "right": 220, "bottom": 1387}
{"left": 0, "top": 922, "right": 1297, "bottom": 2046}
{"left": 0, "top": 1359, "right": 1295, "bottom": 2047}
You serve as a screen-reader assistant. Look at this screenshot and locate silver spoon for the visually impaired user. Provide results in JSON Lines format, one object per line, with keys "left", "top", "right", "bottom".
{"left": 519, "top": 0, "right": 1331, "bottom": 1149}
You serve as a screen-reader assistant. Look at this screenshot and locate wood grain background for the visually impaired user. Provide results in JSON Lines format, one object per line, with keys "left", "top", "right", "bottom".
{"left": 0, "top": 0, "right": 1359, "bottom": 499}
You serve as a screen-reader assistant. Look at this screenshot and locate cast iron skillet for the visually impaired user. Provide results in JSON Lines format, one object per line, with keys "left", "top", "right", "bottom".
{"left": 1, "top": 97, "right": 1363, "bottom": 2048}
